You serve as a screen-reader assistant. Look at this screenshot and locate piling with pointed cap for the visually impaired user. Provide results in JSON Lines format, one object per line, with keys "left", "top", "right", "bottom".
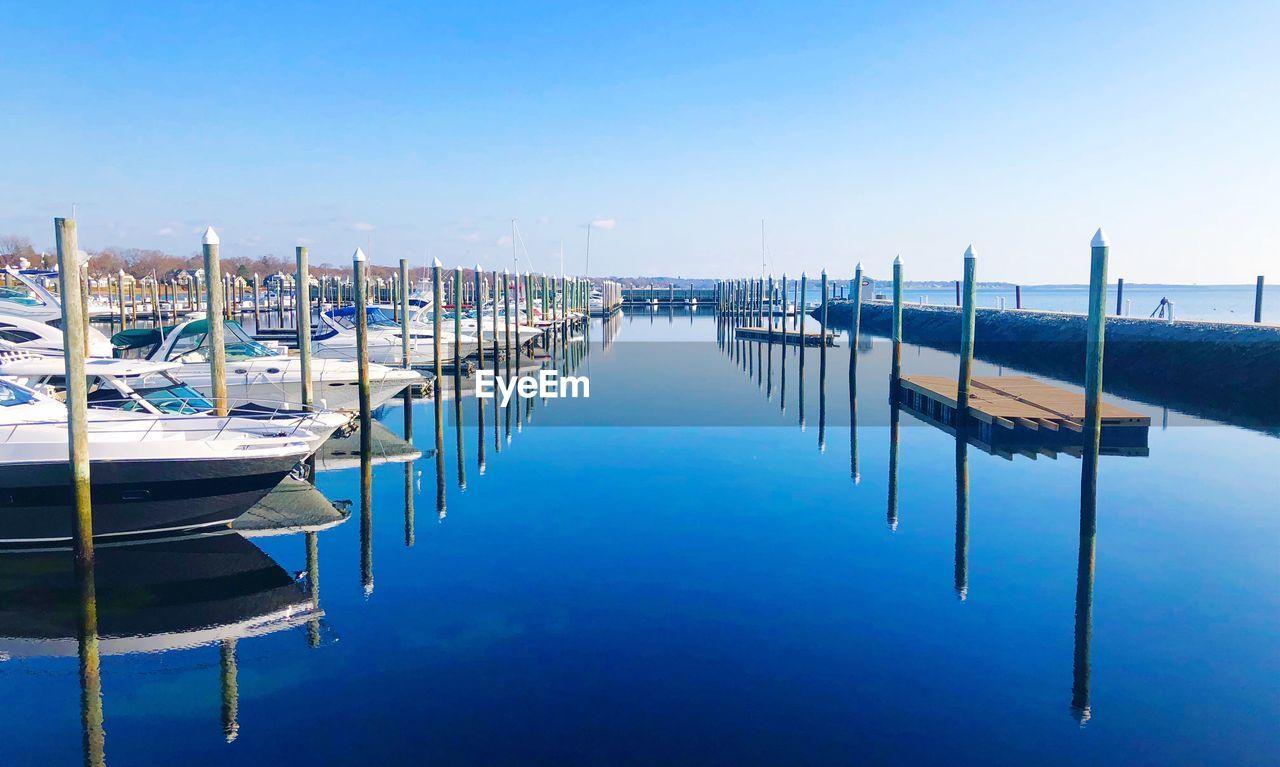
{"left": 1081, "top": 228, "right": 1110, "bottom": 501}
{"left": 116, "top": 269, "right": 127, "bottom": 330}
{"left": 474, "top": 265, "right": 485, "bottom": 371}
{"left": 502, "top": 269, "right": 512, "bottom": 381}
{"left": 891, "top": 255, "right": 904, "bottom": 394}
{"left": 455, "top": 262, "right": 465, "bottom": 368}
{"left": 399, "top": 259, "right": 411, "bottom": 370}
{"left": 353, "top": 249, "right": 372, "bottom": 435}
{"left": 852, "top": 263, "right": 864, "bottom": 346}
{"left": 432, "top": 258, "right": 444, "bottom": 391}
{"left": 202, "top": 227, "right": 229, "bottom": 416}
{"left": 957, "top": 245, "right": 978, "bottom": 426}
{"left": 296, "top": 248, "right": 313, "bottom": 407}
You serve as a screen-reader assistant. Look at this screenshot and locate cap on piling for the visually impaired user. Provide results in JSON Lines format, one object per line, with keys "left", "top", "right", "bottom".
{"left": 353, "top": 248, "right": 366, "bottom": 262}
{"left": 893, "top": 254, "right": 902, "bottom": 266}
{"left": 202, "top": 226, "right": 220, "bottom": 246}
{"left": 432, "top": 257, "right": 443, "bottom": 268}
{"left": 855, "top": 261, "right": 862, "bottom": 271}
{"left": 1091, "top": 228, "right": 1109, "bottom": 247}
{"left": 965, "top": 244, "right": 975, "bottom": 259}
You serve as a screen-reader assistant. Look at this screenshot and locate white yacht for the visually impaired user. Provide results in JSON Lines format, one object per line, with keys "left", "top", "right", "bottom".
{"left": 0, "top": 378, "right": 314, "bottom": 542}
{"left": 0, "top": 268, "right": 114, "bottom": 354}
{"left": 112, "top": 314, "right": 423, "bottom": 413}
{"left": 313, "top": 306, "right": 480, "bottom": 367}
{"left": 407, "top": 302, "right": 542, "bottom": 346}
{"left": 0, "top": 313, "right": 114, "bottom": 357}
{"left": 0, "top": 355, "right": 353, "bottom": 452}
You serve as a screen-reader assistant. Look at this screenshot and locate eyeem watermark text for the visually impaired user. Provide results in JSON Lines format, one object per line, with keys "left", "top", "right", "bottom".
{"left": 475, "top": 369, "right": 590, "bottom": 406}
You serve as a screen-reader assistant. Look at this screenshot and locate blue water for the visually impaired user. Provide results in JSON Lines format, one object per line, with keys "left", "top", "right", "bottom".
{"left": 802, "top": 282, "right": 1275, "bottom": 323}
{"left": 3, "top": 308, "right": 1277, "bottom": 765}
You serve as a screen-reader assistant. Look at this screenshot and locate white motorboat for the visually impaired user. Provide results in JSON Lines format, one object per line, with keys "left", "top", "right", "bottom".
{"left": 314, "top": 306, "right": 479, "bottom": 367}
{"left": 407, "top": 302, "right": 541, "bottom": 346}
{"left": 0, "top": 378, "right": 314, "bottom": 542}
{"left": 0, "top": 312, "right": 114, "bottom": 357}
{"left": 0, "top": 268, "right": 114, "bottom": 355}
{"left": 111, "top": 315, "right": 423, "bottom": 413}
{"left": 0, "top": 355, "right": 353, "bottom": 452}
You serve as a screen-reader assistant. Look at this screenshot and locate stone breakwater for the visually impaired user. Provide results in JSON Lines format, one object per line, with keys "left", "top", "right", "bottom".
{"left": 821, "top": 300, "right": 1280, "bottom": 434}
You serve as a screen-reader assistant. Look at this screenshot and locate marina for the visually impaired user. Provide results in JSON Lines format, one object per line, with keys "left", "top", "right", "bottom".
{"left": 3, "top": 4, "right": 1279, "bottom": 764}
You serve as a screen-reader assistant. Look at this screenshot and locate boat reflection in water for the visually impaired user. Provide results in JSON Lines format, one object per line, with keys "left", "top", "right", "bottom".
{"left": 0, "top": 484, "right": 345, "bottom": 762}
{"left": 0, "top": 530, "right": 319, "bottom": 658}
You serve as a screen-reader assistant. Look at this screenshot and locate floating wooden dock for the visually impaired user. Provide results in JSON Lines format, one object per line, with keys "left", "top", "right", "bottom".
{"left": 734, "top": 326, "right": 836, "bottom": 347}
{"left": 899, "top": 374, "right": 1150, "bottom": 457}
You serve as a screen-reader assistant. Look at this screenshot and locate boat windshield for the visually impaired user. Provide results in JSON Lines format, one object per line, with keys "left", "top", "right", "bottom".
{"left": 165, "top": 320, "right": 276, "bottom": 362}
{"left": 0, "top": 285, "right": 44, "bottom": 308}
{"left": 126, "top": 383, "right": 213, "bottom": 414}
{"left": 0, "top": 379, "right": 38, "bottom": 407}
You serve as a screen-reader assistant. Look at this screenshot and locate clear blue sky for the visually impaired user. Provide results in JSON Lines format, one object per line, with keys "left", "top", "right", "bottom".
{"left": 2, "top": 1, "right": 1276, "bottom": 282}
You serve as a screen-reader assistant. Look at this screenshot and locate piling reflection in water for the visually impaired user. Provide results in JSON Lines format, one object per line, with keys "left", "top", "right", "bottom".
{"left": 360, "top": 441, "right": 373, "bottom": 597}
{"left": 1, "top": 529, "right": 329, "bottom": 764}
{"left": 1072, "top": 418, "right": 1100, "bottom": 724}
{"left": 76, "top": 553, "right": 106, "bottom": 767}
{"left": 954, "top": 435, "right": 970, "bottom": 600}
{"left": 887, "top": 395, "right": 900, "bottom": 531}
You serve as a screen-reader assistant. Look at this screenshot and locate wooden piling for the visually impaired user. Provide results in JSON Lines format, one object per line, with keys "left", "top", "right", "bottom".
{"left": 1115, "top": 277, "right": 1124, "bottom": 317}
{"left": 851, "top": 263, "right": 863, "bottom": 347}
{"left": 252, "top": 273, "right": 261, "bottom": 329}
{"left": 1080, "top": 229, "right": 1109, "bottom": 506}
{"left": 399, "top": 259, "right": 411, "bottom": 370}
{"left": 432, "top": 259, "right": 444, "bottom": 391}
{"left": 1256, "top": 276, "right": 1265, "bottom": 323}
{"left": 116, "top": 270, "right": 127, "bottom": 330}
{"left": 202, "top": 228, "right": 228, "bottom": 416}
{"left": 957, "top": 246, "right": 977, "bottom": 426}
{"left": 354, "top": 249, "right": 372, "bottom": 435}
{"left": 296, "top": 248, "right": 313, "bottom": 407}
{"left": 501, "top": 270, "right": 512, "bottom": 381}
{"left": 55, "top": 218, "right": 95, "bottom": 565}
{"left": 1015, "top": 284, "right": 1022, "bottom": 310}
{"left": 891, "top": 255, "right": 903, "bottom": 390}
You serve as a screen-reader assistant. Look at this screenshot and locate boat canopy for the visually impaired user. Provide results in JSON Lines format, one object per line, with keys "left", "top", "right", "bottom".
{"left": 326, "top": 306, "right": 400, "bottom": 329}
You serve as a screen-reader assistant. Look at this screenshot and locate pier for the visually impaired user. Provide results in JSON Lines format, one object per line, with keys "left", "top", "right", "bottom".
{"left": 899, "top": 374, "right": 1150, "bottom": 457}
{"left": 622, "top": 286, "right": 716, "bottom": 305}
{"left": 733, "top": 326, "right": 835, "bottom": 346}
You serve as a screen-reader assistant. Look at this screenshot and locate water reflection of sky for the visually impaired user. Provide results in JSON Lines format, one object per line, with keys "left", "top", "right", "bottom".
{"left": 3, "top": 309, "right": 1277, "bottom": 766}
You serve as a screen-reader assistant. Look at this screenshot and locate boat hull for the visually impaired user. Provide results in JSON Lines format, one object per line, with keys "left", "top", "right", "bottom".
{"left": 0, "top": 455, "right": 299, "bottom": 543}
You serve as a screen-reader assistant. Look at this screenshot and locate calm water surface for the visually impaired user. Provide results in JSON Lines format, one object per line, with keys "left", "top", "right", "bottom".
{"left": 3, "top": 308, "right": 1277, "bottom": 765}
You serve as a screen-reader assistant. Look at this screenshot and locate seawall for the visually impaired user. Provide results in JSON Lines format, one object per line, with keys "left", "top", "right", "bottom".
{"left": 821, "top": 300, "right": 1280, "bottom": 434}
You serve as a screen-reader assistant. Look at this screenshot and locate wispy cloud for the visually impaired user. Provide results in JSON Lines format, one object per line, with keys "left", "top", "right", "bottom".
{"left": 590, "top": 218, "right": 617, "bottom": 230}
{"left": 155, "top": 225, "right": 178, "bottom": 236}
{"left": 454, "top": 232, "right": 481, "bottom": 243}
{"left": 496, "top": 235, "right": 514, "bottom": 247}
{"left": 350, "top": 221, "right": 375, "bottom": 232}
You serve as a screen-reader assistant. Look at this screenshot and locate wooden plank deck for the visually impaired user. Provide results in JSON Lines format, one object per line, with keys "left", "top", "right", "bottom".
{"left": 734, "top": 326, "right": 836, "bottom": 347}
{"left": 900, "top": 375, "right": 1150, "bottom": 431}
{"left": 897, "top": 374, "right": 1151, "bottom": 458}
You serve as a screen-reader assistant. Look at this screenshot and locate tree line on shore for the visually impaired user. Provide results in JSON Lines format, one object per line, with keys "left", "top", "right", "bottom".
{"left": 0, "top": 234, "right": 408, "bottom": 281}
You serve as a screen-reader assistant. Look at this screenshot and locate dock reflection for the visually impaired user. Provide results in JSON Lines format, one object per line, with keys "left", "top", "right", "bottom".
{"left": 1, "top": 527, "right": 332, "bottom": 764}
